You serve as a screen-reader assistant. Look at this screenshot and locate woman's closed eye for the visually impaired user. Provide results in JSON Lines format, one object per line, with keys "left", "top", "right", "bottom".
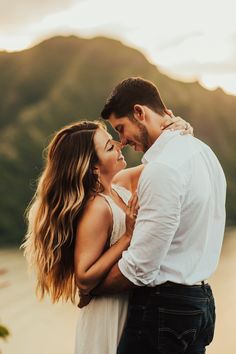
{"left": 107, "top": 145, "right": 114, "bottom": 151}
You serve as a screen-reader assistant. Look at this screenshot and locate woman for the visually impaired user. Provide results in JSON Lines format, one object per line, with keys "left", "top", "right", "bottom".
{"left": 22, "top": 117, "right": 192, "bottom": 354}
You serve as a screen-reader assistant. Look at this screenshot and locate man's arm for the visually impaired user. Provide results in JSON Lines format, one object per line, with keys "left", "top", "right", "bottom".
{"left": 92, "top": 262, "right": 135, "bottom": 295}
{"left": 78, "top": 262, "right": 134, "bottom": 308}
{"left": 117, "top": 162, "right": 183, "bottom": 287}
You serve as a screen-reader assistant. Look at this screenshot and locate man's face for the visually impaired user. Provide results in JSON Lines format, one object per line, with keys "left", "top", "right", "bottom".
{"left": 108, "top": 113, "right": 150, "bottom": 152}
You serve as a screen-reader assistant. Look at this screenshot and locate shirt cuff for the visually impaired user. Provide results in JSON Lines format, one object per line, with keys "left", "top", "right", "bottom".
{"left": 118, "top": 256, "right": 159, "bottom": 287}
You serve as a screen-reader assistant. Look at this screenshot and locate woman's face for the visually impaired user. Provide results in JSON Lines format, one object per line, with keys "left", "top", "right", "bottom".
{"left": 93, "top": 128, "right": 127, "bottom": 177}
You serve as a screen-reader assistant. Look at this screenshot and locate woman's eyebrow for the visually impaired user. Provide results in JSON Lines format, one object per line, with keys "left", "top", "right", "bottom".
{"left": 104, "top": 139, "right": 111, "bottom": 150}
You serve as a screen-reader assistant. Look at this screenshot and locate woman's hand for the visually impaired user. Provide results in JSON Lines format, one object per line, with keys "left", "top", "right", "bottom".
{"left": 161, "top": 110, "right": 194, "bottom": 136}
{"left": 125, "top": 191, "right": 139, "bottom": 237}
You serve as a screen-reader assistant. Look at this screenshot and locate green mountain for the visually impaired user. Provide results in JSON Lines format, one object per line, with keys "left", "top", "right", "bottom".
{"left": 0, "top": 35, "right": 235, "bottom": 245}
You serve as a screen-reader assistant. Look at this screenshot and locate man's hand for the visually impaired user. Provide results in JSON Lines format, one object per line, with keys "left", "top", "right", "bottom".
{"left": 77, "top": 290, "right": 93, "bottom": 308}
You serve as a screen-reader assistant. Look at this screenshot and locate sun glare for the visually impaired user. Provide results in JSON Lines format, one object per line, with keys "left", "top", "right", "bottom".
{"left": 0, "top": 35, "right": 33, "bottom": 52}
{"left": 201, "top": 75, "right": 236, "bottom": 96}
{"left": 0, "top": 0, "right": 235, "bottom": 93}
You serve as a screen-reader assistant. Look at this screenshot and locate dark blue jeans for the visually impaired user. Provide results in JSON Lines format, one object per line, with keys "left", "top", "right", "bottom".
{"left": 117, "top": 282, "right": 215, "bottom": 354}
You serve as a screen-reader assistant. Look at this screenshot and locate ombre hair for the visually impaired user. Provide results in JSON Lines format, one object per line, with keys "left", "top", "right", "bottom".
{"left": 22, "top": 120, "right": 106, "bottom": 303}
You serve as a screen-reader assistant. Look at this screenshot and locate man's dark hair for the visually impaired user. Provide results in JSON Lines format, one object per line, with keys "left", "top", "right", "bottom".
{"left": 101, "top": 77, "right": 166, "bottom": 120}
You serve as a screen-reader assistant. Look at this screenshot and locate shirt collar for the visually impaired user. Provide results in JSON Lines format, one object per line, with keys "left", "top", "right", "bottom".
{"left": 142, "top": 130, "right": 181, "bottom": 164}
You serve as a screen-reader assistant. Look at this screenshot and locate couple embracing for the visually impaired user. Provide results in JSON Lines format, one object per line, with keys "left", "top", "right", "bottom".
{"left": 23, "top": 77, "right": 226, "bottom": 354}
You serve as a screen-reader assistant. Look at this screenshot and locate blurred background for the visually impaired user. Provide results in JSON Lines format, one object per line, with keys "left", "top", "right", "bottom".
{"left": 0, "top": 0, "right": 235, "bottom": 353}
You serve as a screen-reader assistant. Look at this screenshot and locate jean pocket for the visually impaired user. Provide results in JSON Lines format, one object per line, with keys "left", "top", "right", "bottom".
{"left": 158, "top": 308, "right": 203, "bottom": 353}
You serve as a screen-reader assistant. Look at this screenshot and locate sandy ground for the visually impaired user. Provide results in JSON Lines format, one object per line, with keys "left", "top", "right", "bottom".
{"left": 207, "top": 228, "right": 236, "bottom": 354}
{"left": 0, "top": 249, "right": 77, "bottom": 354}
{"left": 0, "top": 229, "right": 235, "bottom": 354}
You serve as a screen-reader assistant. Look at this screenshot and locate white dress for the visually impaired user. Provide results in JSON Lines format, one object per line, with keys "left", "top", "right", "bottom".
{"left": 74, "top": 184, "right": 131, "bottom": 354}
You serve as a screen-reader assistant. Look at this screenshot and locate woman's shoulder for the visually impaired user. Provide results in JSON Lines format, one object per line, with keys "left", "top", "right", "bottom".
{"left": 112, "top": 165, "right": 145, "bottom": 193}
{"left": 82, "top": 194, "right": 112, "bottom": 220}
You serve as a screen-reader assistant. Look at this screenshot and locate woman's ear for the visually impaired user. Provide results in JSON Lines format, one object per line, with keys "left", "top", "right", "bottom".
{"left": 93, "top": 166, "right": 100, "bottom": 175}
{"left": 133, "top": 104, "right": 145, "bottom": 121}
{"left": 92, "top": 166, "right": 101, "bottom": 184}
{"left": 92, "top": 166, "right": 102, "bottom": 191}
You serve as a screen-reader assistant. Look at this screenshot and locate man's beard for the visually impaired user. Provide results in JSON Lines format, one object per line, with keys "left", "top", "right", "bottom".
{"left": 134, "top": 121, "right": 149, "bottom": 152}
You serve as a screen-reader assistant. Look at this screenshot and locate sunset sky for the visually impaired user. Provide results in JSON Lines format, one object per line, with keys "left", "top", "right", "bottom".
{"left": 0, "top": 0, "right": 236, "bottom": 95}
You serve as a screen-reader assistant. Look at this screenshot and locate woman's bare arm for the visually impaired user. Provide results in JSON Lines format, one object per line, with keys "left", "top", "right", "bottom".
{"left": 112, "top": 165, "right": 144, "bottom": 193}
{"left": 74, "top": 196, "right": 131, "bottom": 294}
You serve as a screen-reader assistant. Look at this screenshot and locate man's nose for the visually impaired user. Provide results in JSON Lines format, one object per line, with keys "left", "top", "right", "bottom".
{"left": 113, "top": 140, "right": 122, "bottom": 149}
{"left": 120, "top": 136, "right": 127, "bottom": 148}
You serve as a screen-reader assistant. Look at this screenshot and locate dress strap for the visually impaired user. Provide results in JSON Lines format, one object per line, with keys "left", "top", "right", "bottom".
{"left": 111, "top": 184, "right": 131, "bottom": 205}
{"left": 98, "top": 185, "right": 131, "bottom": 246}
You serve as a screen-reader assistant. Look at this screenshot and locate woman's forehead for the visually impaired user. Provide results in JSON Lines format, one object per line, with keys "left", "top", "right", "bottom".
{"left": 94, "top": 128, "right": 112, "bottom": 149}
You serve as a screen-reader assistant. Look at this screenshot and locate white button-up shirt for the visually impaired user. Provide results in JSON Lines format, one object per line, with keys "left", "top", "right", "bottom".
{"left": 118, "top": 130, "right": 226, "bottom": 286}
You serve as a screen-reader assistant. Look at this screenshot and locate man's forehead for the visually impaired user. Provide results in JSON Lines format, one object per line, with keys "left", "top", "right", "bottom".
{"left": 108, "top": 114, "right": 127, "bottom": 127}
{"left": 108, "top": 113, "right": 118, "bottom": 124}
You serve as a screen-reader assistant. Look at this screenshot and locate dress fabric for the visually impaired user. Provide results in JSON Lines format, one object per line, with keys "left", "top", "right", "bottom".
{"left": 74, "top": 184, "right": 131, "bottom": 354}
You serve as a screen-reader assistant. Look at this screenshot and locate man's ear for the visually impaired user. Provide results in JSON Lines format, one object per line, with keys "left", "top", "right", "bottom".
{"left": 133, "top": 104, "right": 145, "bottom": 121}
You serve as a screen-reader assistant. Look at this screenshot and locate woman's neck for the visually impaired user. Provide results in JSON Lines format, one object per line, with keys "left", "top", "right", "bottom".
{"left": 100, "top": 175, "right": 114, "bottom": 196}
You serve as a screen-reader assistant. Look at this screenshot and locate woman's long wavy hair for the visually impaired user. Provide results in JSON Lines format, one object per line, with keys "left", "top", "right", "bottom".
{"left": 22, "top": 120, "right": 106, "bottom": 303}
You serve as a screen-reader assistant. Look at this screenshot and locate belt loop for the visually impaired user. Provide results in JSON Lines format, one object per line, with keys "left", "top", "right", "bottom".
{"left": 201, "top": 281, "right": 207, "bottom": 293}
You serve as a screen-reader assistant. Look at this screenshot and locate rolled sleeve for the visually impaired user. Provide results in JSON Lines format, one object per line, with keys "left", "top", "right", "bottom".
{"left": 118, "top": 162, "right": 184, "bottom": 286}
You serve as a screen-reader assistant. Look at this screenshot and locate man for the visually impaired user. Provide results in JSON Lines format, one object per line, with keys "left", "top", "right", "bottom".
{"left": 96, "top": 77, "right": 226, "bottom": 353}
